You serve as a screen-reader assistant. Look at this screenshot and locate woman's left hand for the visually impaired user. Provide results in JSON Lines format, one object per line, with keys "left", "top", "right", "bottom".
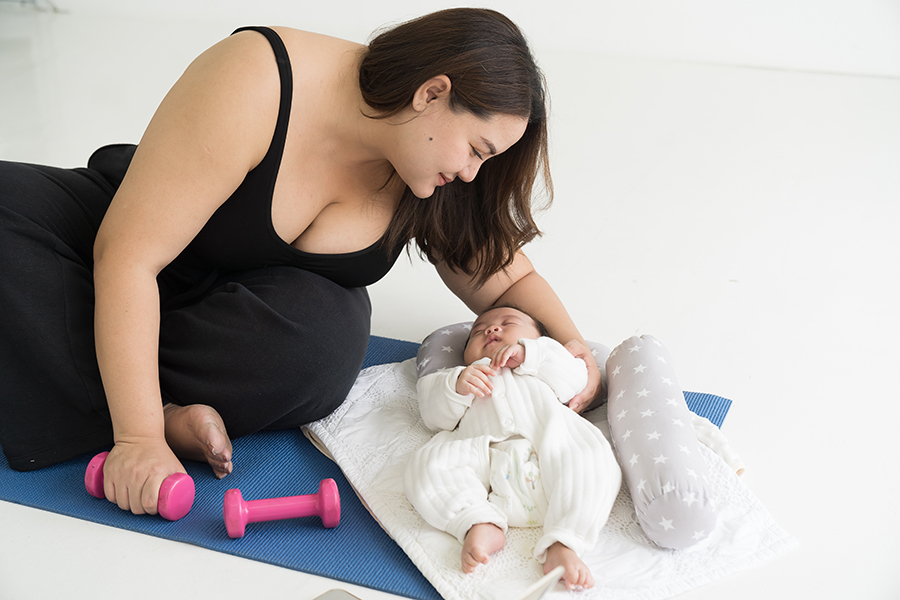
{"left": 564, "top": 339, "right": 601, "bottom": 413}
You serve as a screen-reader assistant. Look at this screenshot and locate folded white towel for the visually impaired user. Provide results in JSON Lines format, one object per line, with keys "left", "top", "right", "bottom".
{"left": 306, "top": 359, "right": 796, "bottom": 600}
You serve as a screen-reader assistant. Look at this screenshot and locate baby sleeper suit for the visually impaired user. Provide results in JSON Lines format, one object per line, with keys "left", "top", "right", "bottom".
{"left": 404, "top": 337, "right": 622, "bottom": 562}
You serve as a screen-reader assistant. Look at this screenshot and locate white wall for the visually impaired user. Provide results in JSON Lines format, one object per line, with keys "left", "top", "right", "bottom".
{"left": 46, "top": 0, "right": 900, "bottom": 78}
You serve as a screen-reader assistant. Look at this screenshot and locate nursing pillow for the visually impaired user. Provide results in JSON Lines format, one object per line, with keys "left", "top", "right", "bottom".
{"left": 415, "top": 324, "right": 717, "bottom": 549}
{"left": 416, "top": 322, "right": 474, "bottom": 378}
{"left": 415, "top": 322, "right": 612, "bottom": 401}
{"left": 605, "top": 335, "right": 717, "bottom": 549}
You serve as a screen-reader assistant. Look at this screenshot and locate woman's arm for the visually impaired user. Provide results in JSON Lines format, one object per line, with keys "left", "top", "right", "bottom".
{"left": 92, "top": 31, "right": 279, "bottom": 514}
{"left": 436, "top": 250, "right": 602, "bottom": 412}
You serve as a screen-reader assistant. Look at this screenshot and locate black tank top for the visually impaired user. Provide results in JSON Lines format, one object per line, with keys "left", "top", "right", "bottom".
{"left": 159, "top": 26, "right": 404, "bottom": 302}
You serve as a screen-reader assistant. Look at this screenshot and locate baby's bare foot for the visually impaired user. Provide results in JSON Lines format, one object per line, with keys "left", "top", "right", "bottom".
{"left": 462, "top": 523, "right": 506, "bottom": 573}
{"left": 163, "top": 403, "right": 233, "bottom": 479}
{"left": 545, "top": 542, "right": 594, "bottom": 590}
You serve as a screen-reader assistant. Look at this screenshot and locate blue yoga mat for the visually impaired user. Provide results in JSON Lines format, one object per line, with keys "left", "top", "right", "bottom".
{"left": 0, "top": 335, "right": 731, "bottom": 600}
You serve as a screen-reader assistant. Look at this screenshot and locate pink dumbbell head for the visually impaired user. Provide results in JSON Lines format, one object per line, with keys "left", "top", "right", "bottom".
{"left": 223, "top": 478, "right": 341, "bottom": 538}
{"left": 84, "top": 451, "right": 195, "bottom": 521}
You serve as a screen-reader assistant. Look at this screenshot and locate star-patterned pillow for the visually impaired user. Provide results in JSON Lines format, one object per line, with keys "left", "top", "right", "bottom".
{"left": 606, "top": 335, "right": 718, "bottom": 549}
{"left": 415, "top": 322, "right": 612, "bottom": 388}
{"left": 415, "top": 325, "right": 719, "bottom": 549}
{"left": 415, "top": 322, "right": 474, "bottom": 378}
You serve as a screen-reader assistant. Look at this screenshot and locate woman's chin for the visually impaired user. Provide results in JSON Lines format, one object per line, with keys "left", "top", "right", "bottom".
{"left": 411, "top": 186, "right": 437, "bottom": 200}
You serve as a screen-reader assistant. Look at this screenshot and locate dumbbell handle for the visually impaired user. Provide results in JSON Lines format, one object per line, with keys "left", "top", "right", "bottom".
{"left": 84, "top": 451, "right": 195, "bottom": 521}
{"left": 224, "top": 479, "right": 340, "bottom": 538}
{"left": 242, "top": 494, "right": 325, "bottom": 524}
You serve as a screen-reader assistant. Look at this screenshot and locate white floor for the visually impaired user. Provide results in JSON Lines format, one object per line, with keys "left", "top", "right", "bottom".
{"left": 2, "top": 6, "right": 899, "bottom": 600}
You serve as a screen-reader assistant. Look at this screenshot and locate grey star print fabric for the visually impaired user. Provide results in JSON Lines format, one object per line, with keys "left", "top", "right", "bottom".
{"left": 416, "top": 322, "right": 473, "bottom": 378}
{"left": 416, "top": 322, "right": 612, "bottom": 385}
{"left": 416, "top": 325, "right": 719, "bottom": 549}
{"left": 607, "top": 335, "right": 717, "bottom": 549}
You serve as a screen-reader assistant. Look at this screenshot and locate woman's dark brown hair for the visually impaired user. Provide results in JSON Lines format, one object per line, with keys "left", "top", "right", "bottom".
{"left": 359, "top": 8, "right": 552, "bottom": 287}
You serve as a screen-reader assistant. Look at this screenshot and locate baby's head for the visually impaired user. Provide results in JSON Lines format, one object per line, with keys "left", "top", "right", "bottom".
{"left": 464, "top": 305, "right": 550, "bottom": 364}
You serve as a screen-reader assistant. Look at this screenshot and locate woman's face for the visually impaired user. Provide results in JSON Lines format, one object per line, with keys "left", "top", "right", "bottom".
{"left": 395, "top": 99, "right": 528, "bottom": 199}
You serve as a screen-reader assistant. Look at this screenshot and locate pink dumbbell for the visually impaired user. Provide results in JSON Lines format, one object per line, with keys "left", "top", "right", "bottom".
{"left": 223, "top": 478, "right": 341, "bottom": 538}
{"left": 84, "top": 451, "right": 195, "bottom": 521}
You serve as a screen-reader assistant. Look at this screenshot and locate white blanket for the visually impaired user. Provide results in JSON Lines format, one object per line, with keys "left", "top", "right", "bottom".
{"left": 305, "top": 359, "right": 797, "bottom": 600}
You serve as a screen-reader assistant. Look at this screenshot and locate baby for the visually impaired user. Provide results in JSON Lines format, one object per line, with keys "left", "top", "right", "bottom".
{"left": 404, "top": 306, "right": 622, "bottom": 590}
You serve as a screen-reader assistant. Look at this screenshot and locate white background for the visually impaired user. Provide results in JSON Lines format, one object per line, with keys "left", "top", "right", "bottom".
{"left": 1, "top": 1, "right": 899, "bottom": 599}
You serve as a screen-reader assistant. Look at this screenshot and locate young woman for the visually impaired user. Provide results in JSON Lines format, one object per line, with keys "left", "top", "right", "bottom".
{"left": 0, "top": 8, "right": 600, "bottom": 518}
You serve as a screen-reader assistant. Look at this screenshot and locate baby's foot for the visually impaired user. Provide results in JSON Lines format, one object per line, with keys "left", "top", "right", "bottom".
{"left": 163, "top": 403, "right": 233, "bottom": 479}
{"left": 545, "top": 542, "right": 594, "bottom": 590}
{"left": 462, "top": 523, "right": 506, "bottom": 573}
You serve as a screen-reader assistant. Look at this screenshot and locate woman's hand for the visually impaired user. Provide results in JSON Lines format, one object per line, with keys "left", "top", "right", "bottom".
{"left": 564, "top": 339, "right": 602, "bottom": 414}
{"left": 102, "top": 439, "right": 187, "bottom": 515}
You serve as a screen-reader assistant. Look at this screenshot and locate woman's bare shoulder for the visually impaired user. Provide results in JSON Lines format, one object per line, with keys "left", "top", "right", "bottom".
{"left": 249, "top": 27, "right": 366, "bottom": 71}
{"left": 208, "top": 26, "right": 362, "bottom": 73}
{"left": 269, "top": 26, "right": 365, "bottom": 52}
{"left": 221, "top": 26, "right": 363, "bottom": 103}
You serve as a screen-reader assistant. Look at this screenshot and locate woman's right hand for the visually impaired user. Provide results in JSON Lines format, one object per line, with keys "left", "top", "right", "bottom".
{"left": 102, "top": 439, "right": 187, "bottom": 515}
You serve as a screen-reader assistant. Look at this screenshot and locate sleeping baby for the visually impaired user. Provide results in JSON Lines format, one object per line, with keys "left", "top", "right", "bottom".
{"left": 403, "top": 306, "right": 622, "bottom": 590}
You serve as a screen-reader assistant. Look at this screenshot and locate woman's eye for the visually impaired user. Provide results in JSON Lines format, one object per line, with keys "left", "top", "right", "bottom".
{"left": 472, "top": 146, "right": 484, "bottom": 160}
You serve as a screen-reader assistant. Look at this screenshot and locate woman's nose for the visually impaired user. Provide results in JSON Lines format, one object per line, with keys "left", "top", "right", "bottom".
{"left": 458, "top": 161, "right": 481, "bottom": 183}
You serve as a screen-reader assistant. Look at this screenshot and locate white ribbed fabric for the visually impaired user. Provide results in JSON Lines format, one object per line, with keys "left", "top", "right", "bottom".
{"left": 306, "top": 359, "right": 798, "bottom": 600}
{"left": 404, "top": 337, "right": 622, "bottom": 563}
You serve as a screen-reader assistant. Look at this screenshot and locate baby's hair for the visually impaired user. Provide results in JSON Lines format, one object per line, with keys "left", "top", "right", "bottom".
{"left": 470, "top": 304, "right": 550, "bottom": 340}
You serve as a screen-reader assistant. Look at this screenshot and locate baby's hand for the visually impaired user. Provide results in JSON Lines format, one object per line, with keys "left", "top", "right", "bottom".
{"left": 456, "top": 363, "right": 495, "bottom": 397}
{"left": 491, "top": 343, "right": 526, "bottom": 370}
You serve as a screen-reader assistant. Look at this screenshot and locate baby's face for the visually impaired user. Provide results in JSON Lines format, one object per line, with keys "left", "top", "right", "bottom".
{"left": 464, "top": 307, "right": 541, "bottom": 364}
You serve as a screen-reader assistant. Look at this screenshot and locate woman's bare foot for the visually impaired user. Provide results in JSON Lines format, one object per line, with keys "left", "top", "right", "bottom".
{"left": 163, "top": 403, "right": 233, "bottom": 479}
{"left": 545, "top": 542, "right": 594, "bottom": 590}
{"left": 462, "top": 523, "right": 506, "bottom": 573}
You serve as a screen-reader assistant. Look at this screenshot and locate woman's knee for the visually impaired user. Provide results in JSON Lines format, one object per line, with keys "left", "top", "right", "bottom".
{"left": 159, "top": 267, "right": 371, "bottom": 431}
{"left": 0, "top": 161, "right": 112, "bottom": 258}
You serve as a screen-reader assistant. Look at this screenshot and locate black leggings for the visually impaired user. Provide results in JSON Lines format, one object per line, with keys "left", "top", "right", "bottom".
{"left": 0, "top": 160, "right": 371, "bottom": 471}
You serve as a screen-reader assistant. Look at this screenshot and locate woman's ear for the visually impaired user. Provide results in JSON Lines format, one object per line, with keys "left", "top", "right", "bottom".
{"left": 411, "top": 75, "right": 452, "bottom": 112}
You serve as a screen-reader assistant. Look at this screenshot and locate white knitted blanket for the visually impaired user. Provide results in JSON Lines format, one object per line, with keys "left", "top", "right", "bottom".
{"left": 306, "top": 359, "right": 797, "bottom": 600}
